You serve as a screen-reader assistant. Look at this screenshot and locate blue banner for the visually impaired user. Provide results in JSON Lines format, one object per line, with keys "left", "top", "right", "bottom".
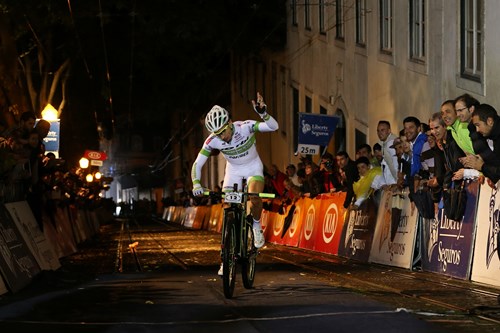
{"left": 298, "top": 113, "right": 339, "bottom": 146}
{"left": 421, "top": 181, "right": 479, "bottom": 280}
{"left": 42, "top": 120, "right": 60, "bottom": 154}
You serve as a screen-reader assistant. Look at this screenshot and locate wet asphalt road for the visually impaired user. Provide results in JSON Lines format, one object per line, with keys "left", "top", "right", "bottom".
{"left": 0, "top": 217, "right": 498, "bottom": 333}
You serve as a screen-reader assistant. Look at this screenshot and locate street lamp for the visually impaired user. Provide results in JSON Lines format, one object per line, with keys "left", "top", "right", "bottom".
{"left": 79, "top": 157, "right": 89, "bottom": 169}
{"left": 41, "top": 103, "right": 58, "bottom": 121}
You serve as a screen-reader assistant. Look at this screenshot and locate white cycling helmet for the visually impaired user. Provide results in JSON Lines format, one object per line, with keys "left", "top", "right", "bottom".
{"left": 205, "top": 105, "right": 229, "bottom": 133}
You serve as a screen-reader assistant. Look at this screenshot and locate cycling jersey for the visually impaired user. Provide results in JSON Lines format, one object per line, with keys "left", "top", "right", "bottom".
{"left": 192, "top": 114, "right": 278, "bottom": 190}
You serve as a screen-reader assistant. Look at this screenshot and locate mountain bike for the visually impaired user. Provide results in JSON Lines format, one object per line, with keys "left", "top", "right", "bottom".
{"left": 206, "top": 182, "right": 275, "bottom": 298}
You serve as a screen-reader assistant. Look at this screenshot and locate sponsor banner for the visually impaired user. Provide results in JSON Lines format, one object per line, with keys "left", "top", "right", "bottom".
{"left": 281, "top": 203, "right": 305, "bottom": 247}
{"left": 260, "top": 209, "right": 272, "bottom": 240}
{"left": 200, "top": 206, "right": 211, "bottom": 230}
{"left": 313, "top": 193, "right": 346, "bottom": 255}
{"left": 471, "top": 182, "right": 500, "bottom": 287}
{"left": 298, "top": 197, "right": 322, "bottom": 250}
{"left": 162, "top": 206, "right": 172, "bottom": 220}
{"left": 208, "top": 204, "right": 223, "bottom": 233}
{"left": 192, "top": 206, "right": 209, "bottom": 230}
{"left": 337, "top": 197, "right": 378, "bottom": 262}
{"left": 298, "top": 113, "right": 339, "bottom": 146}
{"left": 50, "top": 207, "right": 78, "bottom": 256}
{"left": 183, "top": 207, "right": 197, "bottom": 228}
{"left": 5, "top": 202, "right": 61, "bottom": 271}
{"left": 369, "top": 190, "right": 417, "bottom": 269}
{"left": 268, "top": 211, "right": 286, "bottom": 245}
{"left": 0, "top": 204, "right": 41, "bottom": 293}
{"left": 70, "top": 208, "right": 89, "bottom": 243}
{"left": 172, "top": 206, "right": 185, "bottom": 224}
{"left": 421, "top": 181, "right": 479, "bottom": 279}
{"left": 43, "top": 218, "right": 63, "bottom": 258}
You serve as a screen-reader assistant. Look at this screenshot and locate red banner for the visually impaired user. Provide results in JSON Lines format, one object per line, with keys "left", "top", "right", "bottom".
{"left": 298, "top": 197, "right": 321, "bottom": 250}
{"left": 312, "top": 193, "right": 346, "bottom": 255}
{"left": 281, "top": 203, "right": 305, "bottom": 247}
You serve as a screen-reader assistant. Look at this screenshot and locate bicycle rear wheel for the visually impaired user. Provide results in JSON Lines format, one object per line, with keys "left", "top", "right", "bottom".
{"left": 241, "top": 220, "right": 257, "bottom": 289}
{"left": 222, "top": 214, "right": 237, "bottom": 298}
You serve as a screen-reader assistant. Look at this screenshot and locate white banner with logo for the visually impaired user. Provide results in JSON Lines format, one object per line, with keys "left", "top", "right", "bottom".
{"left": 470, "top": 183, "right": 500, "bottom": 287}
{"left": 369, "top": 190, "right": 418, "bottom": 269}
{"left": 5, "top": 201, "right": 61, "bottom": 271}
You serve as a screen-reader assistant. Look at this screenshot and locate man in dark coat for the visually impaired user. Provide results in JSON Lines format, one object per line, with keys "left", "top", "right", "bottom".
{"left": 335, "top": 151, "right": 360, "bottom": 208}
{"left": 461, "top": 104, "right": 500, "bottom": 184}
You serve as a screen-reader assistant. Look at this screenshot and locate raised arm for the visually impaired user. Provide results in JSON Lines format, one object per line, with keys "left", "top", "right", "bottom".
{"left": 251, "top": 92, "right": 279, "bottom": 132}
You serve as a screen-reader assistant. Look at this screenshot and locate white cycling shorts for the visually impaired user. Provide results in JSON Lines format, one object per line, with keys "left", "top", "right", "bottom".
{"left": 223, "top": 158, "right": 264, "bottom": 191}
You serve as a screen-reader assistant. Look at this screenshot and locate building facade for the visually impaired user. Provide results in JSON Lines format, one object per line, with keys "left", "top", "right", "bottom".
{"left": 220, "top": 0, "right": 495, "bottom": 178}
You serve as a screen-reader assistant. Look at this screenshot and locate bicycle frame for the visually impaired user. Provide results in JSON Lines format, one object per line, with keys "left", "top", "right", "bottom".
{"left": 206, "top": 182, "right": 274, "bottom": 298}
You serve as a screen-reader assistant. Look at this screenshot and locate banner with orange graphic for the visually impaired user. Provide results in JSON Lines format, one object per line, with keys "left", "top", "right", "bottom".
{"left": 312, "top": 193, "right": 347, "bottom": 255}
{"left": 297, "top": 197, "right": 322, "bottom": 250}
{"left": 207, "top": 204, "right": 223, "bottom": 233}
{"left": 267, "top": 211, "right": 286, "bottom": 245}
{"left": 281, "top": 203, "right": 306, "bottom": 247}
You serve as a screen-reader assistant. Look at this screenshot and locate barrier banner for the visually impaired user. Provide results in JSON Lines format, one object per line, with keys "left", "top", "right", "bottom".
{"left": 207, "top": 204, "right": 223, "bottom": 233}
{"left": 172, "top": 206, "right": 185, "bottom": 224}
{"left": 298, "top": 197, "right": 322, "bottom": 250}
{"left": 312, "top": 193, "right": 347, "bottom": 255}
{"left": 199, "top": 206, "right": 211, "bottom": 230}
{"left": 267, "top": 211, "right": 286, "bottom": 245}
{"left": 183, "top": 207, "right": 197, "bottom": 228}
{"left": 69, "top": 207, "right": 89, "bottom": 243}
{"left": 337, "top": 197, "right": 378, "bottom": 262}
{"left": 471, "top": 182, "right": 500, "bottom": 287}
{"left": 162, "top": 206, "right": 175, "bottom": 221}
{"left": 4, "top": 201, "right": 61, "bottom": 271}
{"left": 421, "top": 181, "right": 479, "bottom": 279}
{"left": 42, "top": 207, "right": 76, "bottom": 258}
{"left": 281, "top": 203, "right": 305, "bottom": 247}
{"left": 369, "top": 190, "right": 417, "bottom": 269}
{"left": 260, "top": 209, "right": 272, "bottom": 240}
{"left": 50, "top": 207, "right": 78, "bottom": 256}
{"left": 191, "top": 206, "right": 209, "bottom": 230}
{"left": 0, "top": 204, "right": 41, "bottom": 293}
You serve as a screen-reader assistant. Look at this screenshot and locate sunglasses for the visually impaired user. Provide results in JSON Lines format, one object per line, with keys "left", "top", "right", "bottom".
{"left": 214, "top": 123, "right": 230, "bottom": 136}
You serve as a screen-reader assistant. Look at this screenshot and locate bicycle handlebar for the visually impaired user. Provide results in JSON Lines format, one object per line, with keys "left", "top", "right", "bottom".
{"left": 203, "top": 191, "right": 275, "bottom": 199}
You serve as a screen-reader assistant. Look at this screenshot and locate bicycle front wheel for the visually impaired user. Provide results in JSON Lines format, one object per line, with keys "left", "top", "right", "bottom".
{"left": 222, "top": 217, "right": 237, "bottom": 298}
{"left": 241, "top": 221, "right": 257, "bottom": 289}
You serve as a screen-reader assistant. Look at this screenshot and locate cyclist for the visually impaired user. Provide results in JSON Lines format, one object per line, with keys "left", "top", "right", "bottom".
{"left": 191, "top": 93, "right": 279, "bottom": 272}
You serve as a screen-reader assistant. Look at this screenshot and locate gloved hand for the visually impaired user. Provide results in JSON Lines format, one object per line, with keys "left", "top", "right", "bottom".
{"left": 252, "top": 92, "right": 267, "bottom": 115}
{"left": 192, "top": 183, "right": 204, "bottom": 197}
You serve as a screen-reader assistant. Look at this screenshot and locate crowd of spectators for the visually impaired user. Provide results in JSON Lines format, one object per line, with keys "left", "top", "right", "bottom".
{"left": 0, "top": 111, "right": 109, "bottom": 230}
{"left": 258, "top": 93, "right": 500, "bottom": 218}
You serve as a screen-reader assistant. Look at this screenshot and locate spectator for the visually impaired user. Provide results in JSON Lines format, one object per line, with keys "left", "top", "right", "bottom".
{"left": 356, "top": 143, "right": 378, "bottom": 167}
{"left": 429, "top": 112, "right": 465, "bottom": 212}
{"left": 461, "top": 104, "right": 500, "bottom": 185}
{"left": 319, "top": 152, "right": 340, "bottom": 193}
{"left": 373, "top": 143, "right": 383, "bottom": 166}
{"left": 391, "top": 137, "right": 411, "bottom": 190}
{"left": 352, "top": 156, "right": 385, "bottom": 209}
{"left": 268, "top": 164, "right": 288, "bottom": 197}
{"left": 285, "top": 164, "right": 301, "bottom": 187}
{"left": 301, "top": 161, "right": 323, "bottom": 199}
{"left": 404, "top": 116, "right": 430, "bottom": 208}
{"left": 377, "top": 120, "right": 398, "bottom": 186}
{"left": 454, "top": 94, "right": 492, "bottom": 161}
{"left": 441, "top": 99, "right": 474, "bottom": 155}
{"left": 335, "top": 151, "right": 360, "bottom": 208}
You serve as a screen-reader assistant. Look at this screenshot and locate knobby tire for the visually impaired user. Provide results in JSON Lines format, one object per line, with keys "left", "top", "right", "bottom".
{"left": 241, "top": 222, "right": 256, "bottom": 289}
{"left": 222, "top": 215, "right": 237, "bottom": 298}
